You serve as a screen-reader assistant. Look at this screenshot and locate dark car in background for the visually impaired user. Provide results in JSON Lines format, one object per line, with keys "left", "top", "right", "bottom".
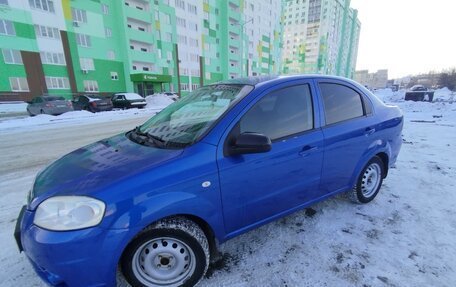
{"left": 27, "top": 96, "right": 73, "bottom": 116}
{"left": 72, "top": 95, "right": 113, "bottom": 112}
{"left": 111, "top": 93, "right": 147, "bottom": 109}
{"left": 405, "top": 85, "right": 434, "bottom": 102}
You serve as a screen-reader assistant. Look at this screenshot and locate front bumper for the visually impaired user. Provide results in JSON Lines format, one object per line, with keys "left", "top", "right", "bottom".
{"left": 17, "top": 207, "right": 129, "bottom": 287}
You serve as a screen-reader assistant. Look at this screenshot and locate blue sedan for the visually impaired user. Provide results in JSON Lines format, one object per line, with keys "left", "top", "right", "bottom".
{"left": 15, "top": 75, "right": 403, "bottom": 287}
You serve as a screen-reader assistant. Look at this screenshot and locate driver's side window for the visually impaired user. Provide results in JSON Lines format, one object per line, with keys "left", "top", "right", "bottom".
{"left": 239, "top": 84, "right": 314, "bottom": 141}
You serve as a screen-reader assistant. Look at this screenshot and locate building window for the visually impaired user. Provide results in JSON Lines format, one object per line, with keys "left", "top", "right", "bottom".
{"left": 110, "top": 72, "right": 118, "bottom": 80}
{"left": 45, "top": 77, "right": 70, "bottom": 89}
{"left": 205, "top": 72, "right": 211, "bottom": 80}
{"left": 0, "top": 19, "right": 15, "bottom": 36}
{"left": 34, "top": 24, "right": 60, "bottom": 40}
{"left": 104, "top": 27, "right": 112, "bottom": 37}
{"left": 187, "top": 3, "right": 197, "bottom": 14}
{"left": 180, "top": 83, "right": 188, "bottom": 91}
{"left": 83, "top": 80, "right": 99, "bottom": 92}
{"left": 40, "top": 51, "right": 65, "bottom": 65}
{"left": 188, "top": 21, "right": 198, "bottom": 32}
{"left": 101, "top": 4, "right": 109, "bottom": 15}
{"left": 189, "top": 38, "right": 198, "bottom": 48}
{"left": 28, "top": 0, "right": 55, "bottom": 13}
{"left": 80, "top": 58, "right": 95, "bottom": 70}
{"left": 9, "top": 77, "right": 29, "bottom": 91}
{"left": 177, "top": 34, "right": 187, "bottom": 45}
{"left": 176, "top": 17, "right": 186, "bottom": 28}
{"left": 72, "top": 8, "right": 87, "bottom": 23}
{"left": 76, "top": 33, "right": 91, "bottom": 47}
{"left": 2, "top": 49, "right": 22, "bottom": 64}
{"left": 107, "top": 50, "right": 115, "bottom": 60}
{"left": 175, "top": 0, "right": 185, "bottom": 10}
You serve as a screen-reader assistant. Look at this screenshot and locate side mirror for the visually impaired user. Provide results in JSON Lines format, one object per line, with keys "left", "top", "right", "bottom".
{"left": 229, "top": 132, "right": 272, "bottom": 155}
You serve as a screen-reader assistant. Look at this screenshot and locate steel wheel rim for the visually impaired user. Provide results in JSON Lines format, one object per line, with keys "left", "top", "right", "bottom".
{"left": 361, "top": 163, "right": 381, "bottom": 198}
{"left": 132, "top": 237, "right": 196, "bottom": 287}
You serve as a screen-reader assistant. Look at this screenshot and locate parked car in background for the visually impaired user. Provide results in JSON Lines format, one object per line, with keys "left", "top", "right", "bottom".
{"left": 111, "top": 93, "right": 147, "bottom": 109}
{"left": 410, "top": 85, "right": 427, "bottom": 91}
{"left": 163, "top": 92, "right": 179, "bottom": 101}
{"left": 405, "top": 85, "right": 434, "bottom": 102}
{"left": 16, "top": 75, "right": 403, "bottom": 287}
{"left": 27, "top": 96, "right": 73, "bottom": 116}
{"left": 72, "top": 94, "right": 113, "bottom": 112}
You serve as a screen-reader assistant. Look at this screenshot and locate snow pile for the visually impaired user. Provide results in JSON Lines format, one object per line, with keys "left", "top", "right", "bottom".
{"left": 434, "top": 87, "right": 455, "bottom": 102}
{"left": 145, "top": 94, "right": 174, "bottom": 108}
{"left": 0, "top": 102, "right": 27, "bottom": 114}
{"left": 373, "top": 89, "right": 405, "bottom": 102}
{"left": 374, "top": 87, "right": 455, "bottom": 103}
{"left": 0, "top": 108, "right": 162, "bottom": 133}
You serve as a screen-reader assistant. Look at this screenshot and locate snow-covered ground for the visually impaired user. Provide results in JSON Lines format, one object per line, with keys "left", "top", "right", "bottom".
{"left": 0, "top": 89, "right": 455, "bottom": 286}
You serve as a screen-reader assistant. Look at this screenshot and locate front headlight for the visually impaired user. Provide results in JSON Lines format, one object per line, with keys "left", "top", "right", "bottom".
{"left": 34, "top": 196, "right": 106, "bottom": 231}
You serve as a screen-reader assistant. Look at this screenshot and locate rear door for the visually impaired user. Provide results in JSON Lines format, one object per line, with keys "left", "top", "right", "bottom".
{"left": 317, "top": 80, "right": 376, "bottom": 194}
{"left": 217, "top": 81, "right": 324, "bottom": 234}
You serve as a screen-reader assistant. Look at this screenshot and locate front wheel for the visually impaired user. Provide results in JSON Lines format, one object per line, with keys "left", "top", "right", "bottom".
{"left": 349, "top": 156, "right": 385, "bottom": 203}
{"left": 121, "top": 217, "right": 210, "bottom": 287}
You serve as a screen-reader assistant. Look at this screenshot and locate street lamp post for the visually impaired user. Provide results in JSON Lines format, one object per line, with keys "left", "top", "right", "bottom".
{"left": 232, "top": 17, "right": 253, "bottom": 78}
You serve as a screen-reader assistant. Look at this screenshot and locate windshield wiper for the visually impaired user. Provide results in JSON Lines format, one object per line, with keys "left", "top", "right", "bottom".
{"left": 130, "top": 126, "right": 166, "bottom": 147}
{"left": 130, "top": 126, "right": 190, "bottom": 149}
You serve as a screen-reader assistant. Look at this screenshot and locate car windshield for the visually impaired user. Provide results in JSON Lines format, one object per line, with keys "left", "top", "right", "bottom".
{"left": 136, "top": 84, "right": 253, "bottom": 147}
{"left": 86, "top": 95, "right": 104, "bottom": 101}
{"left": 44, "top": 96, "right": 65, "bottom": 101}
{"left": 123, "top": 93, "right": 143, "bottom": 100}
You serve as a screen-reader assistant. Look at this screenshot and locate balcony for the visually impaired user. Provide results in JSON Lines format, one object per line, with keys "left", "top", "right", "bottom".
{"left": 127, "top": 28, "right": 154, "bottom": 44}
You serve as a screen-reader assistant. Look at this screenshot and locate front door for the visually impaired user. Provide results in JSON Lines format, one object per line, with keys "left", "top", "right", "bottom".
{"left": 135, "top": 82, "right": 154, "bottom": 97}
{"left": 217, "top": 82, "right": 324, "bottom": 234}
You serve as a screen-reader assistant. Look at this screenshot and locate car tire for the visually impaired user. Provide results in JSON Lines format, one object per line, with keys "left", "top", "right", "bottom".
{"left": 121, "top": 217, "right": 210, "bottom": 287}
{"left": 349, "top": 156, "right": 384, "bottom": 204}
{"left": 40, "top": 109, "right": 44, "bottom": 114}
{"left": 27, "top": 108, "right": 35, "bottom": 117}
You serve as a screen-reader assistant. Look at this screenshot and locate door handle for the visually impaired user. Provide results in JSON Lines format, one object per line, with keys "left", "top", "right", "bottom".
{"left": 299, "top": 145, "right": 318, "bottom": 157}
{"left": 364, "top": 127, "right": 376, "bottom": 136}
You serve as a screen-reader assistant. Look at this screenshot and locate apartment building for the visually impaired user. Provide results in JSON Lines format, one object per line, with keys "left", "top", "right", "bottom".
{"left": 281, "top": 0, "right": 361, "bottom": 78}
{"left": 354, "top": 69, "right": 388, "bottom": 89}
{"left": 0, "top": 0, "right": 282, "bottom": 101}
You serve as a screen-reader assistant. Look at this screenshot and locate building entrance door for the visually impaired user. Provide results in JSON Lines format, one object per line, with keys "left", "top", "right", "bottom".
{"left": 135, "top": 82, "right": 155, "bottom": 97}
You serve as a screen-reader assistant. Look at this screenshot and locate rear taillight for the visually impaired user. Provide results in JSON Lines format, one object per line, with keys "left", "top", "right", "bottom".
{"left": 67, "top": 101, "right": 72, "bottom": 107}
{"left": 45, "top": 103, "right": 53, "bottom": 108}
{"left": 90, "top": 102, "right": 97, "bottom": 107}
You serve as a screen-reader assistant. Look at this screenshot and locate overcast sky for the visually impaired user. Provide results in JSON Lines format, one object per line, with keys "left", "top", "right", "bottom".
{"left": 350, "top": 0, "right": 456, "bottom": 79}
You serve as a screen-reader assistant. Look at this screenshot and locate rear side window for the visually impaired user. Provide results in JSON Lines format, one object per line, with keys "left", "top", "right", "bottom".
{"left": 319, "top": 83, "right": 364, "bottom": 125}
{"left": 240, "top": 84, "right": 313, "bottom": 141}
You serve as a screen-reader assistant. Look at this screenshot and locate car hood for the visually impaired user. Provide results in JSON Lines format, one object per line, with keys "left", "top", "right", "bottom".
{"left": 29, "top": 133, "right": 183, "bottom": 210}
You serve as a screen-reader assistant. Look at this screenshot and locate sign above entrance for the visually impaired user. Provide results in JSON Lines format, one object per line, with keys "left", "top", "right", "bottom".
{"left": 130, "top": 73, "right": 172, "bottom": 83}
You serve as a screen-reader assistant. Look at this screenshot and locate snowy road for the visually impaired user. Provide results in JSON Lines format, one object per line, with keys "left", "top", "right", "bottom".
{"left": 0, "top": 114, "right": 154, "bottom": 287}
{"left": 0, "top": 96, "right": 455, "bottom": 286}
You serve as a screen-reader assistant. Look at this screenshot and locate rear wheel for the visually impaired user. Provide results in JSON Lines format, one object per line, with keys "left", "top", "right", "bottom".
{"left": 349, "top": 156, "right": 384, "bottom": 203}
{"left": 121, "top": 217, "right": 209, "bottom": 287}
{"left": 27, "top": 108, "right": 35, "bottom": 117}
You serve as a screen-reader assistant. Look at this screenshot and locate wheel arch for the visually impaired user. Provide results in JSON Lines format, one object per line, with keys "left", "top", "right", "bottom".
{"left": 118, "top": 213, "right": 220, "bottom": 268}
{"left": 349, "top": 144, "right": 391, "bottom": 189}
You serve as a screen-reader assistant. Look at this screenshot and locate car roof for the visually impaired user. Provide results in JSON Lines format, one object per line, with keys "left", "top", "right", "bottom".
{"left": 213, "top": 74, "right": 359, "bottom": 88}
